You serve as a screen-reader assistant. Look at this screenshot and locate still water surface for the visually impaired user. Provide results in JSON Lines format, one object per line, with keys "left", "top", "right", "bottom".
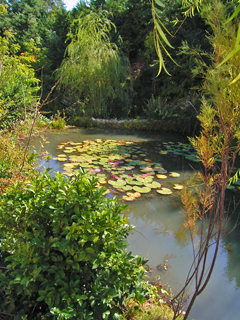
{"left": 30, "top": 127, "right": 240, "bottom": 320}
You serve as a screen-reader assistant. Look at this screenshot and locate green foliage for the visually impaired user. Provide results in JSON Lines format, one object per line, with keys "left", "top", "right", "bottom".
{"left": 0, "top": 171, "right": 147, "bottom": 319}
{"left": 144, "top": 93, "right": 201, "bottom": 135}
{"left": 0, "top": 29, "right": 40, "bottom": 129}
{"left": 217, "top": 2, "right": 240, "bottom": 84}
{"left": 143, "top": 95, "right": 167, "bottom": 120}
{"left": 57, "top": 11, "right": 132, "bottom": 119}
{"left": 0, "top": 132, "right": 36, "bottom": 193}
{"left": 50, "top": 110, "right": 66, "bottom": 129}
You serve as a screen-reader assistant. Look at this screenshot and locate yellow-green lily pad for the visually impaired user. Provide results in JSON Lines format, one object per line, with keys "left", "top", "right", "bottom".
{"left": 133, "top": 186, "right": 151, "bottom": 193}
{"left": 156, "top": 188, "right": 172, "bottom": 195}
{"left": 169, "top": 172, "right": 180, "bottom": 178}
{"left": 173, "top": 184, "right": 183, "bottom": 190}
{"left": 156, "top": 174, "right": 168, "bottom": 179}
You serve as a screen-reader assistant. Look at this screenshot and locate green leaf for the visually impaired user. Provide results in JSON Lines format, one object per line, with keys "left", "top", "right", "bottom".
{"left": 135, "top": 292, "right": 145, "bottom": 304}
{"left": 155, "top": 0, "right": 165, "bottom": 8}
{"left": 226, "top": 4, "right": 240, "bottom": 23}
{"left": 86, "top": 247, "right": 95, "bottom": 254}
{"left": 155, "top": 21, "right": 174, "bottom": 49}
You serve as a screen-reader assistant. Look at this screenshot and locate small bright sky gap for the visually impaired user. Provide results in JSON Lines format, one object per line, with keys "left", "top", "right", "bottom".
{"left": 64, "top": 0, "right": 79, "bottom": 10}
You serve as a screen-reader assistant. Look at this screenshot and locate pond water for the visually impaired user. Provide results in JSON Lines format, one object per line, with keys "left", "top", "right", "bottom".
{"left": 30, "top": 127, "right": 240, "bottom": 320}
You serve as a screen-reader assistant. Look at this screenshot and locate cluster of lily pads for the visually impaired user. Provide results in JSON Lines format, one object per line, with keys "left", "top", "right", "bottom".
{"left": 53, "top": 139, "right": 184, "bottom": 201}
{"left": 157, "top": 141, "right": 200, "bottom": 162}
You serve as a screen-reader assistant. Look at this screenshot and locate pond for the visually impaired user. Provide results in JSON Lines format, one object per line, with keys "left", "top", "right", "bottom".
{"left": 30, "top": 127, "right": 240, "bottom": 320}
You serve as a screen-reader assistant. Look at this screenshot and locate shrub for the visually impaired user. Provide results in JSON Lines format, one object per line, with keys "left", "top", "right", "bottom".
{"left": 0, "top": 171, "right": 147, "bottom": 319}
{"left": 143, "top": 95, "right": 167, "bottom": 120}
{"left": 50, "top": 111, "right": 66, "bottom": 129}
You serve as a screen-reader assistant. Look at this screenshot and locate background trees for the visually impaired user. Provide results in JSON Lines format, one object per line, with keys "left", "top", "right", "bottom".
{"left": 57, "top": 11, "right": 132, "bottom": 119}
{"left": 0, "top": 0, "right": 239, "bottom": 129}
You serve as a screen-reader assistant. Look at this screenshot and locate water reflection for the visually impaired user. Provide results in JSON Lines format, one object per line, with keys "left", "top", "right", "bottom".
{"left": 29, "top": 128, "right": 240, "bottom": 320}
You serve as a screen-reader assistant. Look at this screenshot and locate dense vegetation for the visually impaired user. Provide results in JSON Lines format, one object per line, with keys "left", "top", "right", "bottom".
{"left": 0, "top": 0, "right": 220, "bottom": 134}
{"left": 0, "top": 0, "right": 240, "bottom": 319}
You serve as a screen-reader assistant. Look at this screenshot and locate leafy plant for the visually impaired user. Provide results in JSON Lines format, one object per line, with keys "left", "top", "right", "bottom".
{"left": 143, "top": 95, "right": 167, "bottom": 120}
{"left": 57, "top": 11, "right": 132, "bottom": 118}
{"left": 0, "top": 171, "right": 147, "bottom": 319}
{"left": 50, "top": 110, "right": 67, "bottom": 129}
{"left": 0, "top": 29, "right": 40, "bottom": 130}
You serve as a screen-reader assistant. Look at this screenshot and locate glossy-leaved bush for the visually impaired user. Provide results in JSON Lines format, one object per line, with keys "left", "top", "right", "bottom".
{"left": 0, "top": 171, "right": 147, "bottom": 319}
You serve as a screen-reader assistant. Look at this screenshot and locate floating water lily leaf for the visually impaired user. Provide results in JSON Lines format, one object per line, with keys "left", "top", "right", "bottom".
{"left": 120, "top": 185, "right": 133, "bottom": 191}
{"left": 155, "top": 169, "right": 167, "bottom": 174}
{"left": 126, "top": 179, "right": 143, "bottom": 186}
{"left": 65, "top": 146, "right": 75, "bottom": 150}
{"left": 145, "top": 181, "right": 161, "bottom": 189}
{"left": 153, "top": 162, "right": 163, "bottom": 167}
{"left": 173, "top": 151, "right": 184, "bottom": 155}
{"left": 108, "top": 180, "right": 126, "bottom": 187}
{"left": 156, "top": 174, "right": 167, "bottom": 179}
{"left": 140, "top": 167, "right": 154, "bottom": 173}
{"left": 54, "top": 157, "right": 66, "bottom": 161}
{"left": 159, "top": 150, "right": 168, "bottom": 154}
{"left": 133, "top": 192, "right": 141, "bottom": 198}
{"left": 156, "top": 188, "right": 172, "bottom": 195}
{"left": 63, "top": 149, "right": 74, "bottom": 153}
{"left": 185, "top": 155, "right": 200, "bottom": 162}
{"left": 58, "top": 154, "right": 68, "bottom": 157}
{"left": 63, "top": 163, "right": 75, "bottom": 168}
{"left": 133, "top": 186, "right": 151, "bottom": 193}
{"left": 169, "top": 172, "right": 180, "bottom": 178}
{"left": 122, "top": 195, "right": 135, "bottom": 201}
{"left": 173, "top": 184, "right": 183, "bottom": 190}
{"left": 123, "top": 166, "right": 135, "bottom": 171}
{"left": 79, "top": 163, "right": 91, "bottom": 168}
{"left": 63, "top": 171, "right": 74, "bottom": 176}
{"left": 126, "top": 192, "right": 135, "bottom": 197}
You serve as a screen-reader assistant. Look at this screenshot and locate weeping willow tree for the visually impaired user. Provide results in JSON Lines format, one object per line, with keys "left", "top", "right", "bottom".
{"left": 57, "top": 11, "right": 132, "bottom": 118}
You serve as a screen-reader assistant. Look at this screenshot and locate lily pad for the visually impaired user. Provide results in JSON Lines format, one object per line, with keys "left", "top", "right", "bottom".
{"left": 156, "top": 174, "right": 168, "bottom": 179}
{"left": 169, "top": 172, "right": 180, "bottom": 178}
{"left": 63, "top": 149, "right": 74, "bottom": 154}
{"left": 108, "top": 180, "right": 126, "bottom": 187}
{"left": 120, "top": 185, "right": 133, "bottom": 191}
{"left": 122, "top": 195, "right": 135, "bottom": 201}
{"left": 63, "top": 163, "right": 76, "bottom": 168}
{"left": 145, "top": 181, "right": 161, "bottom": 189}
{"left": 53, "top": 157, "right": 66, "bottom": 161}
{"left": 133, "top": 186, "right": 151, "bottom": 194}
{"left": 126, "top": 179, "right": 144, "bottom": 186}
{"left": 156, "top": 188, "right": 172, "bottom": 195}
{"left": 133, "top": 192, "right": 141, "bottom": 198}
{"left": 173, "top": 184, "right": 183, "bottom": 190}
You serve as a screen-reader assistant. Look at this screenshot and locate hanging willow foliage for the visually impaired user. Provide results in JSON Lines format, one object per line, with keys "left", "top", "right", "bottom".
{"left": 153, "top": 0, "right": 240, "bottom": 84}
{"left": 152, "top": 0, "right": 203, "bottom": 76}
{"left": 57, "top": 12, "right": 131, "bottom": 118}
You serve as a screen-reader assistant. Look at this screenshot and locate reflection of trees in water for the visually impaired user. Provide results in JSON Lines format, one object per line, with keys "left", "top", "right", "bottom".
{"left": 222, "top": 222, "right": 240, "bottom": 288}
{"left": 220, "top": 192, "right": 240, "bottom": 288}
{"left": 124, "top": 195, "right": 191, "bottom": 248}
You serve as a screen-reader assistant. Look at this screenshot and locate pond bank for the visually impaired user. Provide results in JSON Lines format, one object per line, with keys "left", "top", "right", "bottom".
{"left": 72, "top": 117, "right": 196, "bottom": 135}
